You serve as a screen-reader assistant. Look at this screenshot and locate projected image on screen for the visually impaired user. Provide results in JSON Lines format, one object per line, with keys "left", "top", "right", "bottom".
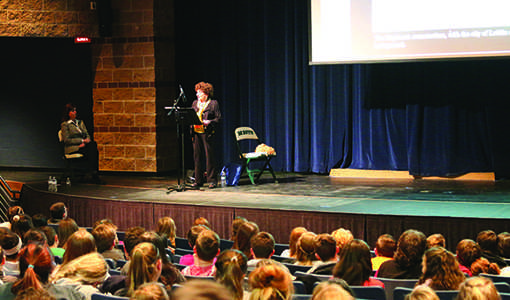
{"left": 310, "top": 0, "right": 510, "bottom": 64}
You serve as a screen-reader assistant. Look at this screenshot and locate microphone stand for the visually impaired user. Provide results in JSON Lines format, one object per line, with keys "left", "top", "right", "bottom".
{"left": 166, "top": 86, "right": 196, "bottom": 192}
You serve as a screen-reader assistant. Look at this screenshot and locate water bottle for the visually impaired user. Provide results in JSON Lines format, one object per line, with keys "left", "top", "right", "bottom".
{"left": 66, "top": 177, "right": 71, "bottom": 187}
{"left": 52, "top": 177, "right": 58, "bottom": 192}
{"left": 220, "top": 170, "right": 227, "bottom": 188}
{"left": 48, "top": 176, "right": 52, "bottom": 191}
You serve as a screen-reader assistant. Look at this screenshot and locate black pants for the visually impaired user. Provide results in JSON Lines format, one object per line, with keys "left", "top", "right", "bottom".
{"left": 193, "top": 132, "right": 217, "bottom": 184}
{"left": 75, "top": 141, "right": 99, "bottom": 174}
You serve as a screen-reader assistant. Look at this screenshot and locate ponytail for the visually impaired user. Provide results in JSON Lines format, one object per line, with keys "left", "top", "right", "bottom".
{"left": 11, "top": 244, "right": 53, "bottom": 295}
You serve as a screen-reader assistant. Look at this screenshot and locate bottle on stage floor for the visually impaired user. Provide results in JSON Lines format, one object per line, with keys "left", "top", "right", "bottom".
{"left": 221, "top": 170, "right": 227, "bottom": 188}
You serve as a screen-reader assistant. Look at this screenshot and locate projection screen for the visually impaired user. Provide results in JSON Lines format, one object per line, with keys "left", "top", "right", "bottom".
{"left": 310, "top": 0, "right": 510, "bottom": 64}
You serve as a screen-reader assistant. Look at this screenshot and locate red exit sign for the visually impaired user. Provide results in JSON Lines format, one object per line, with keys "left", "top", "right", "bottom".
{"left": 74, "top": 37, "right": 91, "bottom": 43}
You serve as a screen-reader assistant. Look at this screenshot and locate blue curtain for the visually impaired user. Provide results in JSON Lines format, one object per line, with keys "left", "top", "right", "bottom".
{"left": 175, "top": 1, "right": 510, "bottom": 177}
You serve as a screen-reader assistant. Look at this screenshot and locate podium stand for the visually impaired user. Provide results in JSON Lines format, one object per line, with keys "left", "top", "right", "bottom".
{"left": 165, "top": 106, "right": 202, "bottom": 192}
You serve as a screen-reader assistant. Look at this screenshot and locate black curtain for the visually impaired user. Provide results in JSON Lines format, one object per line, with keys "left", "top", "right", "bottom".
{"left": 175, "top": 1, "right": 510, "bottom": 177}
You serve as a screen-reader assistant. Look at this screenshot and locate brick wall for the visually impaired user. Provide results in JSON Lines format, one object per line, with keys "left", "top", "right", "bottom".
{"left": 0, "top": 0, "right": 177, "bottom": 173}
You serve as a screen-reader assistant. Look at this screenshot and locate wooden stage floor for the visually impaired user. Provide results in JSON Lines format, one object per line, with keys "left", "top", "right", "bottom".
{"left": 4, "top": 169, "right": 510, "bottom": 250}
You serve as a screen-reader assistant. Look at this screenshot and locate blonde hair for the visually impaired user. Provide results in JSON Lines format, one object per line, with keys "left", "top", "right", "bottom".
{"left": 331, "top": 228, "right": 353, "bottom": 250}
{"left": 156, "top": 217, "right": 176, "bottom": 248}
{"left": 312, "top": 281, "right": 354, "bottom": 300}
{"left": 128, "top": 242, "right": 161, "bottom": 296}
{"left": 130, "top": 282, "right": 169, "bottom": 300}
{"left": 457, "top": 276, "right": 501, "bottom": 300}
{"left": 50, "top": 252, "right": 108, "bottom": 285}
{"left": 249, "top": 262, "right": 294, "bottom": 300}
{"left": 404, "top": 286, "right": 439, "bottom": 300}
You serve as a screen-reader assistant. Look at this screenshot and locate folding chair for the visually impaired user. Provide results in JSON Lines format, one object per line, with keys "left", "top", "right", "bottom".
{"left": 234, "top": 126, "right": 277, "bottom": 185}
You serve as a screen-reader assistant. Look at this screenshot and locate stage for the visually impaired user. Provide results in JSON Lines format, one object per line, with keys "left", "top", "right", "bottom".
{"left": 3, "top": 169, "right": 510, "bottom": 250}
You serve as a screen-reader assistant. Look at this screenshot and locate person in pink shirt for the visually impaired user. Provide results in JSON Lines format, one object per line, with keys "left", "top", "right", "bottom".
{"left": 179, "top": 225, "right": 209, "bottom": 266}
{"left": 181, "top": 229, "right": 220, "bottom": 277}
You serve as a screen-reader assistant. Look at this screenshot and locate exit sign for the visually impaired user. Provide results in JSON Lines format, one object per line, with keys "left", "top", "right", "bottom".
{"left": 74, "top": 37, "right": 91, "bottom": 43}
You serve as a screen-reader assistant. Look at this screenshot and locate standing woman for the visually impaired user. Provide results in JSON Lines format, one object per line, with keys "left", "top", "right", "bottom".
{"left": 61, "top": 103, "right": 102, "bottom": 184}
{"left": 191, "top": 82, "right": 221, "bottom": 188}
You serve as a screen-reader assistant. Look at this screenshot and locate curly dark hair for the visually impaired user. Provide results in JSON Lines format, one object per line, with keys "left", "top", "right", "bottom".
{"left": 195, "top": 81, "right": 214, "bottom": 97}
{"left": 418, "top": 247, "right": 465, "bottom": 290}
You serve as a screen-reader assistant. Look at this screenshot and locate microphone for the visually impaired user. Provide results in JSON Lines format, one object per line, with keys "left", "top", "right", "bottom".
{"left": 179, "top": 84, "right": 187, "bottom": 104}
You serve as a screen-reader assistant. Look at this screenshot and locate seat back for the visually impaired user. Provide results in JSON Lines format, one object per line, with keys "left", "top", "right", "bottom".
{"left": 350, "top": 286, "right": 386, "bottom": 300}
{"left": 494, "top": 282, "right": 510, "bottom": 293}
{"left": 91, "top": 293, "right": 129, "bottom": 300}
{"left": 235, "top": 127, "right": 259, "bottom": 141}
{"left": 394, "top": 287, "right": 458, "bottom": 300}
{"left": 282, "top": 263, "right": 312, "bottom": 275}
{"left": 292, "top": 281, "right": 307, "bottom": 294}
{"left": 481, "top": 273, "right": 510, "bottom": 285}
{"left": 377, "top": 278, "right": 418, "bottom": 300}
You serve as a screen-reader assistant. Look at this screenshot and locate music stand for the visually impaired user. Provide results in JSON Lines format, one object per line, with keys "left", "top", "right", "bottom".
{"left": 165, "top": 101, "right": 202, "bottom": 192}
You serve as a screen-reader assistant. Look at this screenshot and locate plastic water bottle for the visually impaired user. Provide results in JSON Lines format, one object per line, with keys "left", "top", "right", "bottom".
{"left": 48, "top": 176, "right": 52, "bottom": 191}
{"left": 52, "top": 177, "right": 58, "bottom": 192}
{"left": 220, "top": 170, "right": 227, "bottom": 188}
{"left": 66, "top": 177, "right": 71, "bottom": 187}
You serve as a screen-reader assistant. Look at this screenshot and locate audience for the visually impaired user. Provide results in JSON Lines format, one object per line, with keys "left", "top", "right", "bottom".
{"left": 92, "top": 223, "right": 125, "bottom": 264}
{"left": 498, "top": 232, "right": 510, "bottom": 258}
{"left": 332, "top": 239, "right": 384, "bottom": 287}
{"left": 193, "top": 217, "right": 211, "bottom": 229}
{"left": 417, "top": 247, "right": 465, "bottom": 290}
{"left": 39, "top": 226, "right": 63, "bottom": 258}
{"left": 155, "top": 216, "right": 177, "bottom": 252}
{"left": 311, "top": 279, "right": 355, "bottom": 300}
{"left": 48, "top": 202, "right": 67, "bottom": 225}
{"left": 31, "top": 213, "right": 48, "bottom": 228}
{"left": 181, "top": 229, "right": 220, "bottom": 277}
{"left": 11, "top": 214, "right": 34, "bottom": 240}
{"left": 371, "top": 234, "right": 396, "bottom": 272}
{"left": 172, "top": 280, "right": 233, "bottom": 300}
{"left": 280, "top": 227, "right": 307, "bottom": 258}
{"left": 215, "top": 249, "right": 248, "bottom": 300}
{"left": 0, "top": 227, "right": 22, "bottom": 281}
{"left": 477, "top": 230, "right": 508, "bottom": 268}
{"left": 60, "top": 229, "right": 97, "bottom": 268}
{"left": 130, "top": 282, "right": 170, "bottom": 300}
{"left": 49, "top": 252, "right": 108, "bottom": 300}
{"left": 179, "top": 225, "right": 209, "bottom": 266}
{"left": 232, "top": 221, "right": 259, "bottom": 259}
{"left": 57, "top": 218, "right": 79, "bottom": 248}
{"left": 0, "top": 243, "right": 84, "bottom": 300}
{"left": 0, "top": 206, "right": 24, "bottom": 230}
{"left": 247, "top": 231, "right": 275, "bottom": 272}
{"left": 331, "top": 228, "right": 354, "bottom": 251}
{"left": 307, "top": 233, "right": 338, "bottom": 274}
{"left": 377, "top": 229, "right": 427, "bottom": 279}
{"left": 294, "top": 231, "right": 317, "bottom": 266}
{"left": 404, "top": 286, "right": 439, "bottom": 300}
{"left": 230, "top": 216, "right": 248, "bottom": 240}
{"left": 457, "top": 276, "right": 501, "bottom": 300}
{"left": 249, "top": 261, "right": 294, "bottom": 300}
{"left": 426, "top": 233, "right": 445, "bottom": 249}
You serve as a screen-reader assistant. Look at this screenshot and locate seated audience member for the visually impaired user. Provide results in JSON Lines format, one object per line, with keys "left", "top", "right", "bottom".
{"left": 31, "top": 213, "right": 48, "bottom": 228}
{"left": 0, "top": 206, "right": 24, "bottom": 229}
{"left": 372, "top": 234, "right": 396, "bottom": 272}
{"left": 60, "top": 229, "right": 97, "bottom": 268}
{"left": 49, "top": 252, "right": 108, "bottom": 300}
{"left": 11, "top": 214, "right": 34, "bottom": 240}
{"left": 215, "top": 249, "right": 249, "bottom": 300}
{"left": 22, "top": 229, "right": 47, "bottom": 246}
{"left": 92, "top": 223, "right": 125, "bottom": 264}
{"left": 172, "top": 280, "right": 233, "bottom": 300}
{"left": 249, "top": 260, "right": 294, "bottom": 300}
{"left": 181, "top": 229, "right": 220, "bottom": 277}
{"left": 307, "top": 233, "right": 338, "bottom": 274}
{"left": 232, "top": 221, "right": 259, "bottom": 260}
{"left": 0, "top": 228, "right": 22, "bottom": 281}
{"left": 120, "top": 226, "right": 147, "bottom": 275}
{"left": 179, "top": 224, "right": 209, "bottom": 266}
{"left": 131, "top": 282, "right": 170, "bottom": 300}
{"left": 417, "top": 247, "right": 465, "bottom": 290}
{"left": 57, "top": 218, "right": 79, "bottom": 248}
{"left": 115, "top": 242, "right": 163, "bottom": 297}
{"left": 426, "top": 234, "right": 446, "bottom": 249}
{"left": 377, "top": 229, "right": 427, "bottom": 279}
{"left": 294, "top": 231, "right": 318, "bottom": 266}
{"left": 498, "top": 232, "right": 510, "bottom": 258}
{"left": 457, "top": 276, "right": 501, "bottom": 300}
{"left": 456, "top": 239, "right": 483, "bottom": 277}
{"left": 155, "top": 216, "right": 177, "bottom": 251}
{"left": 331, "top": 228, "right": 354, "bottom": 252}
{"left": 280, "top": 227, "right": 307, "bottom": 258}
{"left": 247, "top": 231, "right": 275, "bottom": 272}
{"left": 48, "top": 202, "right": 68, "bottom": 225}
{"left": 40, "top": 226, "right": 65, "bottom": 258}
{"left": 193, "top": 217, "right": 211, "bottom": 229}
{"left": 230, "top": 216, "right": 248, "bottom": 240}
{"left": 0, "top": 243, "right": 84, "bottom": 300}
{"left": 333, "top": 239, "right": 384, "bottom": 287}
{"left": 470, "top": 257, "right": 500, "bottom": 276}
{"left": 138, "top": 231, "right": 185, "bottom": 289}
{"left": 12, "top": 287, "right": 56, "bottom": 300}
{"left": 311, "top": 279, "right": 355, "bottom": 300}
{"left": 404, "top": 286, "right": 439, "bottom": 300}
{"left": 477, "top": 229, "right": 507, "bottom": 268}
